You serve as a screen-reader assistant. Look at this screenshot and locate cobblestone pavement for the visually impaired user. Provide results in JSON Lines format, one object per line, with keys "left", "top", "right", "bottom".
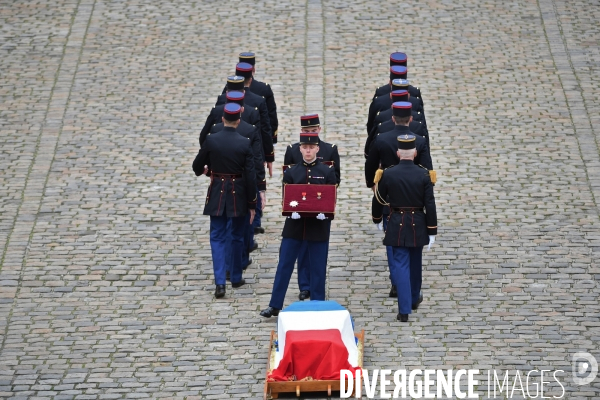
{"left": 1, "top": 0, "right": 599, "bottom": 398}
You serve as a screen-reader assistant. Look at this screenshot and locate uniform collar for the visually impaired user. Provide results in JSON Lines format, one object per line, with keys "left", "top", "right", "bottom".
{"left": 222, "top": 126, "right": 237, "bottom": 133}
{"left": 302, "top": 158, "right": 318, "bottom": 167}
{"left": 393, "top": 124, "right": 412, "bottom": 133}
{"left": 399, "top": 159, "right": 414, "bottom": 164}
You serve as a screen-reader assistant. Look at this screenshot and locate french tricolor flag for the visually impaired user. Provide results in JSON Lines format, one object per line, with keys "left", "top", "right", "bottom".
{"left": 268, "top": 301, "right": 361, "bottom": 381}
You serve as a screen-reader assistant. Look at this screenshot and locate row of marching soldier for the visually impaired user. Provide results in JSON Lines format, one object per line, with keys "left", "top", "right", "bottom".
{"left": 193, "top": 53, "right": 277, "bottom": 299}
{"left": 193, "top": 51, "right": 437, "bottom": 323}
{"left": 364, "top": 52, "right": 438, "bottom": 322}
{"left": 192, "top": 52, "right": 341, "bottom": 313}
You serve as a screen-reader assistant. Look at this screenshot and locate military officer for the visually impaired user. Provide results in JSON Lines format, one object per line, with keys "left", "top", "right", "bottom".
{"left": 232, "top": 64, "right": 273, "bottom": 235}
{"left": 375, "top": 134, "right": 437, "bottom": 322}
{"left": 283, "top": 114, "right": 341, "bottom": 300}
{"left": 367, "top": 78, "right": 426, "bottom": 136}
{"left": 238, "top": 52, "right": 279, "bottom": 144}
{"left": 214, "top": 76, "right": 274, "bottom": 165}
{"left": 206, "top": 91, "right": 267, "bottom": 272}
{"left": 259, "top": 130, "right": 337, "bottom": 318}
{"left": 192, "top": 103, "right": 256, "bottom": 298}
{"left": 366, "top": 102, "right": 434, "bottom": 299}
{"left": 199, "top": 90, "right": 260, "bottom": 147}
{"left": 364, "top": 89, "right": 428, "bottom": 157}
{"left": 365, "top": 101, "right": 432, "bottom": 189}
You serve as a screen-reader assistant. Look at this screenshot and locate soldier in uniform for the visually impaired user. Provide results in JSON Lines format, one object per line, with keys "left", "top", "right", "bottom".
{"left": 199, "top": 90, "right": 260, "bottom": 147}
{"left": 374, "top": 134, "right": 437, "bottom": 322}
{"left": 192, "top": 103, "right": 257, "bottom": 298}
{"left": 367, "top": 78, "right": 426, "bottom": 136}
{"left": 217, "top": 72, "right": 274, "bottom": 236}
{"left": 238, "top": 52, "right": 279, "bottom": 144}
{"left": 283, "top": 114, "right": 340, "bottom": 300}
{"left": 366, "top": 101, "right": 434, "bottom": 298}
{"left": 259, "top": 130, "right": 337, "bottom": 318}
{"left": 205, "top": 91, "right": 267, "bottom": 272}
{"left": 364, "top": 89, "right": 428, "bottom": 157}
{"left": 214, "top": 75, "right": 274, "bottom": 167}
{"left": 365, "top": 101, "right": 432, "bottom": 189}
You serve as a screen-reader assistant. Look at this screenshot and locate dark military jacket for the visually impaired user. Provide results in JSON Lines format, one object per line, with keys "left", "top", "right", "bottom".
{"left": 248, "top": 79, "right": 278, "bottom": 143}
{"left": 209, "top": 122, "right": 266, "bottom": 192}
{"left": 373, "top": 83, "right": 423, "bottom": 102}
{"left": 192, "top": 127, "right": 256, "bottom": 217}
{"left": 376, "top": 160, "right": 437, "bottom": 247}
{"left": 281, "top": 160, "right": 337, "bottom": 242}
{"left": 283, "top": 141, "right": 341, "bottom": 185}
{"left": 364, "top": 125, "right": 433, "bottom": 188}
{"left": 216, "top": 90, "right": 274, "bottom": 162}
{"left": 199, "top": 105, "right": 259, "bottom": 147}
{"left": 365, "top": 110, "right": 429, "bottom": 157}
{"left": 366, "top": 94, "right": 424, "bottom": 135}
{"left": 374, "top": 107, "right": 425, "bottom": 127}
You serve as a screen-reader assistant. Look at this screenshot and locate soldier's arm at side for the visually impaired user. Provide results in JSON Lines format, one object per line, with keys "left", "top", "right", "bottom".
{"left": 192, "top": 144, "right": 210, "bottom": 176}
{"left": 364, "top": 141, "right": 380, "bottom": 188}
{"left": 424, "top": 177, "right": 437, "bottom": 236}
{"left": 331, "top": 144, "right": 341, "bottom": 185}
{"left": 265, "top": 85, "right": 278, "bottom": 141}
{"left": 418, "top": 139, "right": 434, "bottom": 171}
{"left": 283, "top": 145, "right": 293, "bottom": 166}
{"left": 251, "top": 132, "right": 267, "bottom": 191}
{"left": 325, "top": 165, "right": 337, "bottom": 185}
{"left": 243, "top": 145, "right": 257, "bottom": 210}
{"left": 199, "top": 108, "right": 216, "bottom": 147}
{"left": 364, "top": 124, "right": 379, "bottom": 158}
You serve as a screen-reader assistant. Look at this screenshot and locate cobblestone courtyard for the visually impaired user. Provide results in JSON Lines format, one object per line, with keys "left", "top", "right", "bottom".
{"left": 1, "top": 0, "right": 600, "bottom": 398}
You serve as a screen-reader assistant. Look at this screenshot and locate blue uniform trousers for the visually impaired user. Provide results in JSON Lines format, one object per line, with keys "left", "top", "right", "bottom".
{"left": 296, "top": 241, "right": 329, "bottom": 292}
{"left": 242, "top": 212, "right": 254, "bottom": 268}
{"left": 252, "top": 189, "right": 262, "bottom": 228}
{"left": 389, "top": 246, "right": 423, "bottom": 314}
{"left": 383, "top": 214, "right": 393, "bottom": 280}
{"left": 210, "top": 214, "right": 245, "bottom": 285}
{"left": 269, "top": 238, "right": 328, "bottom": 309}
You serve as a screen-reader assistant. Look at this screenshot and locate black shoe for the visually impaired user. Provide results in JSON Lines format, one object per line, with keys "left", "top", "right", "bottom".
{"left": 260, "top": 306, "right": 280, "bottom": 318}
{"left": 243, "top": 258, "right": 252, "bottom": 271}
{"left": 397, "top": 313, "right": 408, "bottom": 322}
{"left": 231, "top": 279, "right": 246, "bottom": 288}
{"left": 249, "top": 242, "right": 258, "bottom": 253}
{"left": 389, "top": 285, "right": 397, "bottom": 298}
{"left": 412, "top": 292, "right": 423, "bottom": 310}
{"left": 215, "top": 285, "right": 225, "bottom": 298}
{"left": 226, "top": 270, "right": 230, "bottom": 281}
{"left": 298, "top": 290, "right": 310, "bottom": 301}
{"left": 254, "top": 227, "right": 265, "bottom": 234}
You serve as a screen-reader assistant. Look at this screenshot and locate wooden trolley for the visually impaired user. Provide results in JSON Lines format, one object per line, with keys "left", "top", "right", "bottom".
{"left": 263, "top": 329, "right": 365, "bottom": 399}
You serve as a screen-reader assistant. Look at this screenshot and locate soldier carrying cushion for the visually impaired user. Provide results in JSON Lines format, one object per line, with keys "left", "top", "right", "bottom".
{"left": 283, "top": 114, "right": 341, "bottom": 301}
{"left": 260, "top": 127, "right": 337, "bottom": 318}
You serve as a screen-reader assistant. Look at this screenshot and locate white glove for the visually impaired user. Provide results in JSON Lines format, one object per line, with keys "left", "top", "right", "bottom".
{"left": 377, "top": 222, "right": 383, "bottom": 231}
{"left": 316, "top": 213, "right": 327, "bottom": 220}
{"left": 291, "top": 212, "right": 301, "bottom": 219}
{"left": 427, "top": 235, "right": 436, "bottom": 251}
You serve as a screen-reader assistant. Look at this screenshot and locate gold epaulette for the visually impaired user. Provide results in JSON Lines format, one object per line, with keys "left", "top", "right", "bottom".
{"left": 418, "top": 164, "right": 437, "bottom": 184}
{"left": 373, "top": 168, "right": 384, "bottom": 184}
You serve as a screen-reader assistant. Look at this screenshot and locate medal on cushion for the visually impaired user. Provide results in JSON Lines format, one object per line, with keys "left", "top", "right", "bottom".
{"left": 289, "top": 200, "right": 299, "bottom": 208}
{"left": 302, "top": 192, "right": 307, "bottom": 201}
{"left": 317, "top": 192, "right": 321, "bottom": 200}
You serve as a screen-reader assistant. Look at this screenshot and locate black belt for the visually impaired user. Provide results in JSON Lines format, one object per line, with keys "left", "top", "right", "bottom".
{"left": 391, "top": 207, "right": 423, "bottom": 213}
{"left": 212, "top": 173, "right": 242, "bottom": 179}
